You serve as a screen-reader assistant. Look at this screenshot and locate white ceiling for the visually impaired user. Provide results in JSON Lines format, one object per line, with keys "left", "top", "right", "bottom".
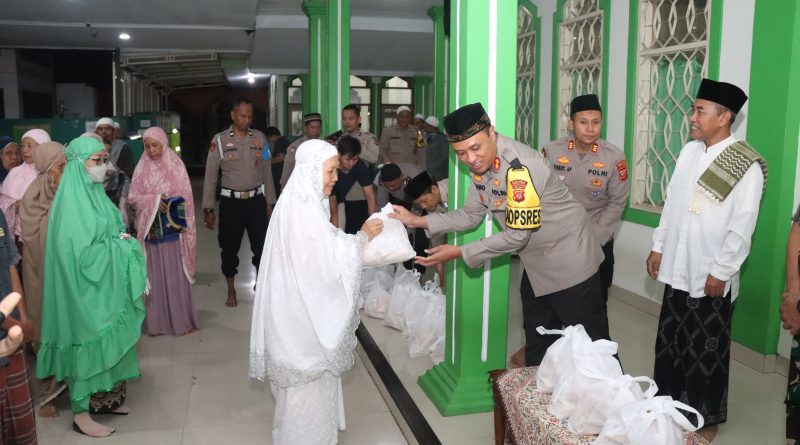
{"left": 0, "top": 0, "right": 441, "bottom": 88}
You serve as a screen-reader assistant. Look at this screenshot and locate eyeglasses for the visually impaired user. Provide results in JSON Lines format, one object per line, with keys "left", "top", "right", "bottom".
{"left": 88, "top": 156, "right": 109, "bottom": 166}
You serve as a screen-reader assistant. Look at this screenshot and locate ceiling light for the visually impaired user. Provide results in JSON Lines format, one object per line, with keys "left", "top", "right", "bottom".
{"left": 119, "top": 33, "right": 130, "bottom": 40}
{"left": 171, "top": 128, "right": 178, "bottom": 134}
{"left": 175, "top": 146, "right": 181, "bottom": 152}
{"left": 247, "top": 74, "right": 255, "bottom": 84}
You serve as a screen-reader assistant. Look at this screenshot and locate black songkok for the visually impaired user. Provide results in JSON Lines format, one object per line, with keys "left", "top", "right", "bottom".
{"left": 444, "top": 103, "right": 492, "bottom": 142}
{"left": 570, "top": 94, "right": 602, "bottom": 116}
{"left": 696, "top": 78, "right": 748, "bottom": 114}
{"left": 405, "top": 172, "right": 436, "bottom": 200}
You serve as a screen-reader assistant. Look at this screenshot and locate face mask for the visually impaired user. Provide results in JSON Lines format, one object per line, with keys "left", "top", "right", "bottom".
{"left": 86, "top": 164, "right": 107, "bottom": 183}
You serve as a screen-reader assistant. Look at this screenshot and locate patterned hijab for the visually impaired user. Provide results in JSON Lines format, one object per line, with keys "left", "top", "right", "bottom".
{"left": 128, "top": 127, "right": 196, "bottom": 282}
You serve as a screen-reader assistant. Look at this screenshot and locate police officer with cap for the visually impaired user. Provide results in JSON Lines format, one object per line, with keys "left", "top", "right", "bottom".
{"left": 391, "top": 103, "right": 611, "bottom": 367}
{"left": 202, "top": 98, "right": 277, "bottom": 308}
{"left": 280, "top": 112, "right": 322, "bottom": 188}
{"left": 541, "top": 94, "right": 629, "bottom": 303}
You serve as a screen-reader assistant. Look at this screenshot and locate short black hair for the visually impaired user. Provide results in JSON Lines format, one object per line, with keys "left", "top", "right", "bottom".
{"left": 342, "top": 104, "right": 361, "bottom": 116}
{"left": 379, "top": 163, "right": 402, "bottom": 182}
{"left": 337, "top": 135, "right": 361, "bottom": 157}
{"left": 264, "top": 126, "right": 281, "bottom": 137}
{"left": 231, "top": 98, "right": 254, "bottom": 111}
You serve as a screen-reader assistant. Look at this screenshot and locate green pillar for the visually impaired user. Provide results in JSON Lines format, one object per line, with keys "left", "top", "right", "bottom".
{"left": 428, "top": 6, "right": 447, "bottom": 119}
{"left": 413, "top": 76, "right": 433, "bottom": 117}
{"left": 418, "top": 0, "right": 518, "bottom": 416}
{"left": 370, "top": 76, "right": 383, "bottom": 137}
{"left": 323, "top": 0, "right": 350, "bottom": 135}
{"left": 733, "top": 1, "right": 800, "bottom": 354}
{"left": 302, "top": 1, "right": 326, "bottom": 116}
{"left": 299, "top": 74, "right": 311, "bottom": 116}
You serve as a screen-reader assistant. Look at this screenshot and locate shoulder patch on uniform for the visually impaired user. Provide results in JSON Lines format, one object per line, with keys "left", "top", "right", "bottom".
{"left": 616, "top": 160, "right": 629, "bottom": 181}
{"left": 209, "top": 140, "right": 217, "bottom": 152}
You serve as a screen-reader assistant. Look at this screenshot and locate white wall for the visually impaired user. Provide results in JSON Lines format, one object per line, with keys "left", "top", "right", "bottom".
{"left": 0, "top": 49, "right": 20, "bottom": 118}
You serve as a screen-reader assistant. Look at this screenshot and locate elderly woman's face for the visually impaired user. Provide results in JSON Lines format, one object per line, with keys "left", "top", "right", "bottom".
{"left": 322, "top": 156, "right": 339, "bottom": 196}
{"left": 1, "top": 143, "right": 21, "bottom": 171}
{"left": 144, "top": 137, "right": 165, "bottom": 161}
{"left": 47, "top": 157, "right": 67, "bottom": 191}
{"left": 21, "top": 137, "right": 38, "bottom": 164}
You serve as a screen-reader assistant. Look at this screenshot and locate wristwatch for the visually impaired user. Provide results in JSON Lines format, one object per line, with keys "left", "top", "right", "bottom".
{"left": 203, "top": 208, "right": 214, "bottom": 215}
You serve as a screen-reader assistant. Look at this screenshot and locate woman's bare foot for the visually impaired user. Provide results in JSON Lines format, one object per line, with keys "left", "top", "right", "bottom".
{"left": 73, "top": 412, "right": 114, "bottom": 437}
{"left": 697, "top": 425, "right": 719, "bottom": 442}
{"left": 38, "top": 401, "right": 58, "bottom": 418}
{"left": 508, "top": 347, "right": 526, "bottom": 368}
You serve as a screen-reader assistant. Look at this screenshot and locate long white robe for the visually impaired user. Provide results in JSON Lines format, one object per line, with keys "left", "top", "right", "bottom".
{"left": 651, "top": 134, "right": 764, "bottom": 300}
{"left": 249, "top": 140, "right": 366, "bottom": 445}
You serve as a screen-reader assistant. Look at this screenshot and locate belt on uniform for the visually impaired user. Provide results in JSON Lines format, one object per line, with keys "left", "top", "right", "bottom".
{"left": 220, "top": 187, "right": 262, "bottom": 199}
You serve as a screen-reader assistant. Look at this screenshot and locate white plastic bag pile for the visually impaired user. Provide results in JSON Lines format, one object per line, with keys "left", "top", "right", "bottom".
{"left": 360, "top": 262, "right": 447, "bottom": 365}
{"left": 403, "top": 276, "right": 446, "bottom": 361}
{"left": 535, "top": 325, "right": 704, "bottom": 444}
{"left": 362, "top": 265, "right": 395, "bottom": 318}
{"left": 384, "top": 266, "right": 421, "bottom": 330}
{"left": 361, "top": 204, "right": 416, "bottom": 267}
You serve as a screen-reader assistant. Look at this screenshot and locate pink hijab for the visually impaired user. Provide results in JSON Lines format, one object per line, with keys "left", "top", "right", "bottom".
{"left": 0, "top": 128, "right": 52, "bottom": 238}
{"left": 128, "top": 127, "right": 196, "bottom": 282}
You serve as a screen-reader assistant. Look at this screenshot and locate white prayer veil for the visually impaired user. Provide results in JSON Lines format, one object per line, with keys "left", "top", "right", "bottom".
{"left": 249, "top": 139, "right": 366, "bottom": 388}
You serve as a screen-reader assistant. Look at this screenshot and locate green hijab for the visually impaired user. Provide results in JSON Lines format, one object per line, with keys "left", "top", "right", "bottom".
{"left": 36, "top": 136, "right": 146, "bottom": 407}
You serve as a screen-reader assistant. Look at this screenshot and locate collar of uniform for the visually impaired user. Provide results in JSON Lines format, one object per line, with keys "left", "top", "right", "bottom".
{"left": 228, "top": 126, "right": 254, "bottom": 137}
{"left": 495, "top": 133, "right": 516, "bottom": 169}
{"left": 568, "top": 138, "right": 601, "bottom": 154}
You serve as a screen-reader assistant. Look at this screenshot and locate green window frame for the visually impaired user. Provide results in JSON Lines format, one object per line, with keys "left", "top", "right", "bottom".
{"left": 517, "top": 0, "right": 542, "bottom": 149}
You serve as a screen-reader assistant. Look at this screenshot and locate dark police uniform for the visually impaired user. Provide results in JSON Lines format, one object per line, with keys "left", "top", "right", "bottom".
{"left": 425, "top": 133, "right": 609, "bottom": 365}
{"left": 540, "top": 136, "right": 629, "bottom": 302}
{"left": 202, "top": 126, "right": 277, "bottom": 278}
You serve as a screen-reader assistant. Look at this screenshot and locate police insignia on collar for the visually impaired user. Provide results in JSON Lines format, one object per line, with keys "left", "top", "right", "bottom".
{"left": 0, "top": 228, "right": 5, "bottom": 237}
{"left": 493, "top": 157, "right": 501, "bottom": 172}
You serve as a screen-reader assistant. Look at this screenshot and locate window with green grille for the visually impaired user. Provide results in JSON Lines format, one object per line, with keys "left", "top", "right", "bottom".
{"left": 556, "top": 0, "right": 603, "bottom": 138}
{"left": 516, "top": 3, "right": 537, "bottom": 148}
{"left": 631, "top": 0, "right": 710, "bottom": 212}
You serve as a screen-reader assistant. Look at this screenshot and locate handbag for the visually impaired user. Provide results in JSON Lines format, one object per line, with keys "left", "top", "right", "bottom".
{"left": 147, "top": 196, "right": 187, "bottom": 243}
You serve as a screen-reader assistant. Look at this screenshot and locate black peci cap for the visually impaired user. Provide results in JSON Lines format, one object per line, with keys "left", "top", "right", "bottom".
{"left": 695, "top": 79, "right": 748, "bottom": 114}
{"left": 404, "top": 172, "right": 436, "bottom": 200}
{"left": 443, "top": 103, "right": 492, "bottom": 142}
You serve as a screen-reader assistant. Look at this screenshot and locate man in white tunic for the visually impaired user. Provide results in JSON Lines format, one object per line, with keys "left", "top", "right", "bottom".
{"left": 249, "top": 139, "right": 382, "bottom": 445}
{"left": 646, "top": 79, "right": 767, "bottom": 442}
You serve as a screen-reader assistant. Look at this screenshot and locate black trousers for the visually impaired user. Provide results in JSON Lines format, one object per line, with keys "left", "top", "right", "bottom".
{"left": 343, "top": 200, "right": 369, "bottom": 235}
{"left": 218, "top": 195, "right": 268, "bottom": 278}
{"left": 599, "top": 239, "right": 615, "bottom": 302}
{"left": 520, "top": 270, "right": 611, "bottom": 366}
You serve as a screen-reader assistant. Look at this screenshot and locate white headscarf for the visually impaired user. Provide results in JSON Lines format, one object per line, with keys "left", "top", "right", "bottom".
{"left": 250, "top": 139, "right": 366, "bottom": 388}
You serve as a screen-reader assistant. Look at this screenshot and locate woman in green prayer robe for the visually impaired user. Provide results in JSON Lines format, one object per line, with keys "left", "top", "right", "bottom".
{"left": 35, "top": 136, "right": 146, "bottom": 438}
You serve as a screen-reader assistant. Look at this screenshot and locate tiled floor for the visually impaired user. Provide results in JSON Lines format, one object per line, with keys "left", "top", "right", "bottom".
{"left": 31, "top": 182, "right": 788, "bottom": 444}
